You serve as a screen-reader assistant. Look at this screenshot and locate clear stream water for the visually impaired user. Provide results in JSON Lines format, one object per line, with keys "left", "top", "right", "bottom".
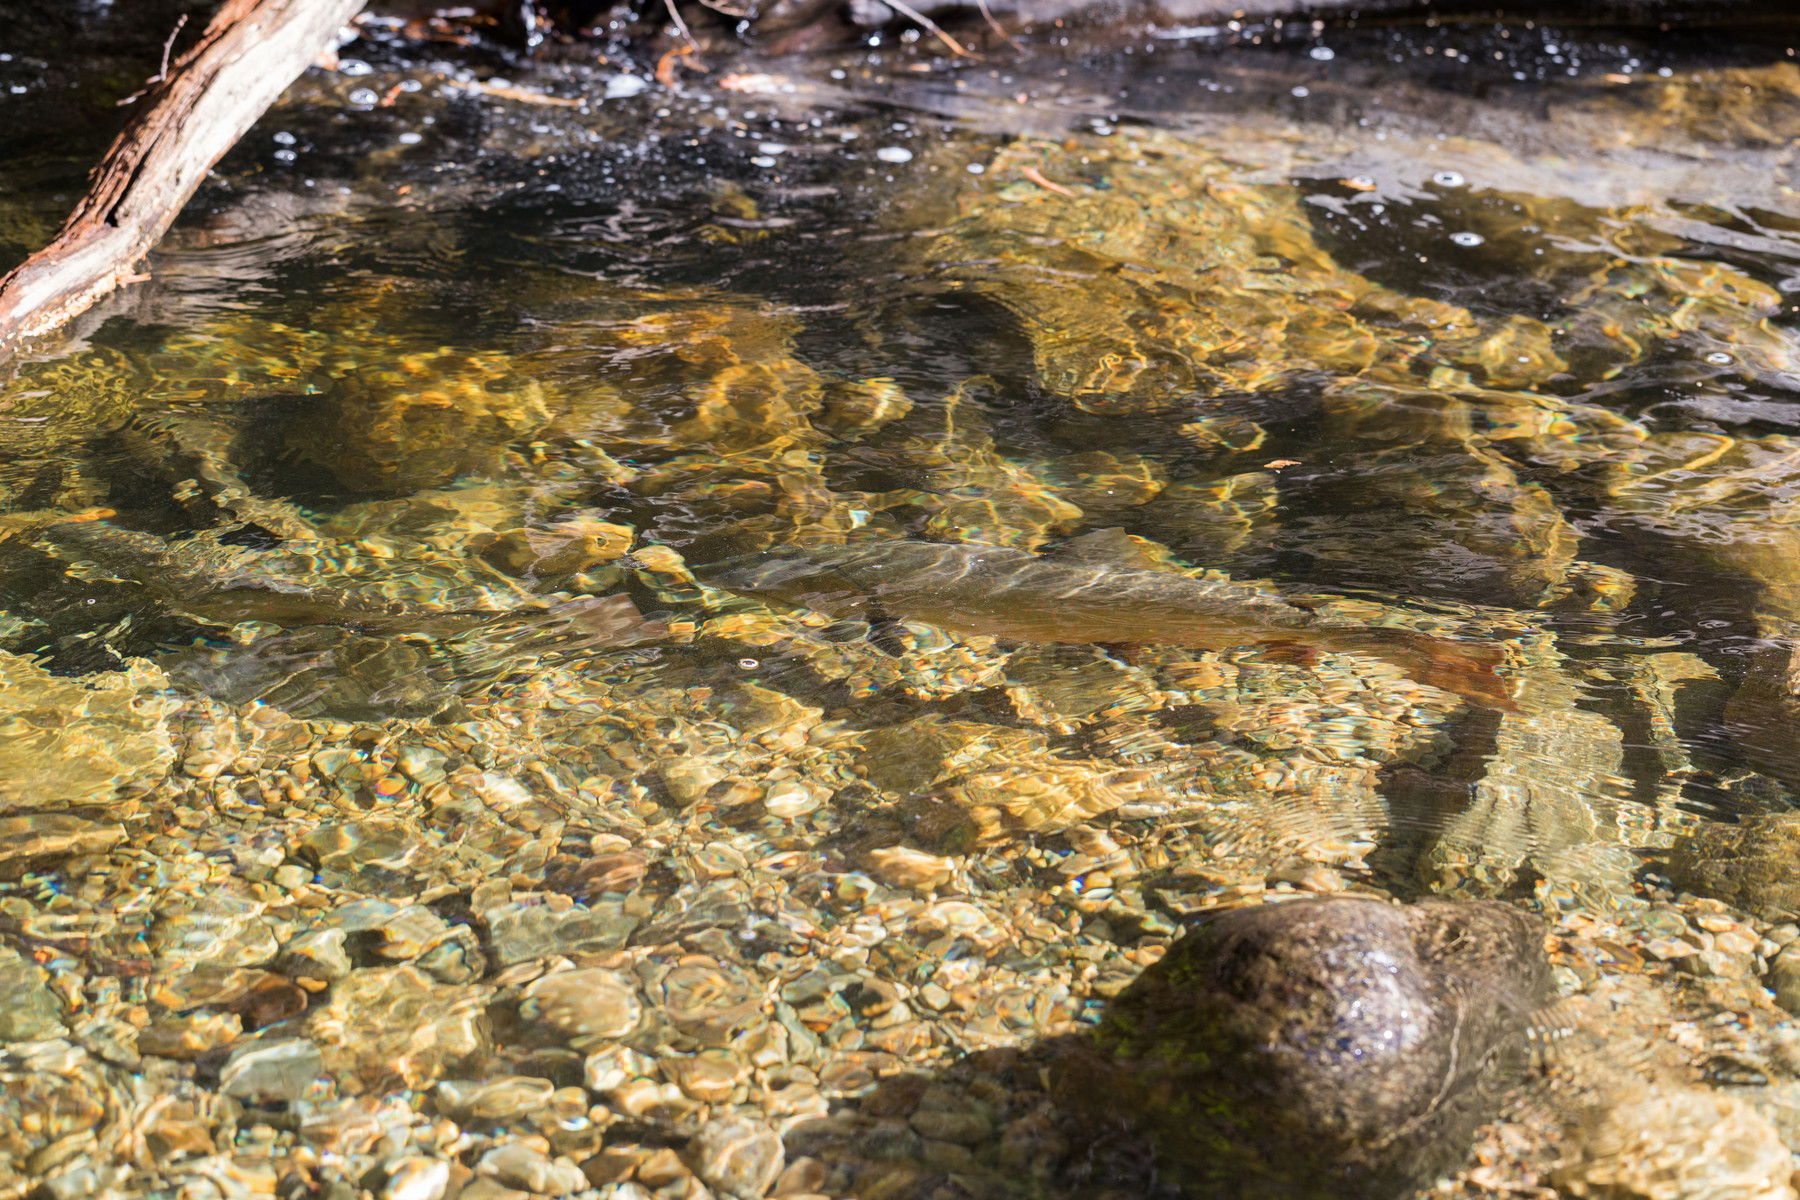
{"left": 4, "top": 7, "right": 1800, "bottom": 1197}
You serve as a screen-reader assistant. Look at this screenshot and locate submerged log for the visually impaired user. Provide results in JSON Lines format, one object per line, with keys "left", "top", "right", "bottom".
{"left": 0, "top": 0, "right": 367, "bottom": 355}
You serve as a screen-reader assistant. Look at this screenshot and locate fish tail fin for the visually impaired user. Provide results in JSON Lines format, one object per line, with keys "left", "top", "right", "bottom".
{"left": 1317, "top": 628, "right": 1516, "bottom": 712}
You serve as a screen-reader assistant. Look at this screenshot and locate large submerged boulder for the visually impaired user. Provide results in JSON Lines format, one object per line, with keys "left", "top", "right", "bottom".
{"left": 1064, "top": 896, "right": 1549, "bottom": 1198}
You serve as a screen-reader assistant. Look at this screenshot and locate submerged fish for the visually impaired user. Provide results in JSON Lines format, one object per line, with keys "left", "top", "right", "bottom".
{"left": 39, "top": 520, "right": 665, "bottom": 648}
{"left": 699, "top": 539, "right": 1512, "bottom": 710}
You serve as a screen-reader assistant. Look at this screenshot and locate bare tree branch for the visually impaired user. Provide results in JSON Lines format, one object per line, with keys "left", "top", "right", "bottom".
{"left": 0, "top": 0, "right": 369, "bottom": 357}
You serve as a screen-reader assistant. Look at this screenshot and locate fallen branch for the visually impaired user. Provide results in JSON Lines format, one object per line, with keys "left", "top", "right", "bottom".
{"left": 0, "top": 0, "right": 368, "bottom": 356}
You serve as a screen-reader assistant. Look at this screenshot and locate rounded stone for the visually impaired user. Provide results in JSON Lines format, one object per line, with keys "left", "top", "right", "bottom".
{"left": 1669, "top": 812, "right": 1800, "bottom": 922}
{"left": 1064, "top": 896, "right": 1549, "bottom": 1197}
{"left": 762, "top": 781, "right": 822, "bottom": 820}
{"left": 660, "top": 959, "right": 764, "bottom": 1047}
{"left": 383, "top": 1157, "right": 451, "bottom": 1200}
{"left": 520, "top": 968, "right": 642, "bottom": 1044}
{"left": 686, "top": 1117, "right": 785, "bottom": 1200}
{"left": 1556, "top": 1087, "right": 1796, "bottom": 1200}
{"left": 1770, "top": 945, "right": 1800, "bottom": 1015}
{"left": 218, "top": 1037, "right": 324, "bottom": 1103}
{"left": 478, "top": 1144, "right": 587, "bottom": 1196}
{"left": 658, "top": 757, "right": 722, "bottom": 807}
{"left": 668, "top": 1050, "right": 747, "bottom": 1103}
{"left": 435, "top": 1075, "right": 556, "bottom": 1121}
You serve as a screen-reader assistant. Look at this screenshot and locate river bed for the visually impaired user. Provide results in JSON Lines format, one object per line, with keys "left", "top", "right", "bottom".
{"left": 4, "top": 8, "right": 1800, "bottom": 1198}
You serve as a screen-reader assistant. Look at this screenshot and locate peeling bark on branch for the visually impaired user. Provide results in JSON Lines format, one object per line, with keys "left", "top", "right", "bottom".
{"left": 0, "top": 0, "right": 368, "bottom": 355}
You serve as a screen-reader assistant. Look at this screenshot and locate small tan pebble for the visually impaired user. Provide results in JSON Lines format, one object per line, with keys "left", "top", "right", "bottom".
{"left": 1288, "top": 864, "right": 1346, "bottom": 893}
{"left": 476, "top": 1144, "right": 587, "bottom": 1196}
{"left": 273, "top": 864, "right": 311, "bottom": 890}
{"left": 1713, "top": 929, "right": 1759, "bottom": 957}
{"left": 606, "top": 1077, "right": 691, "bottom": 1120}
{"left": 742, "top": 1022, "right": 789, "bottom": 1069}
{"left": 137, "top": 1011, "right": 244, "bottom": 1060}
{"left": 1642, "top": 937, "right": 1700, "bottom": 961}
{"left": 435, "top": 1076, "right": 556, "bottom": 1122}
{"left": 714, "top": 779, "right": 763, "bottom": 808}
{"left": 763, "top": 780, "right": 823, "bottom": 819}
{"left": 863, "top": 846, "right": 956, "bottom": 891}
{"left": 658, "top": 757, "right": 723, "bottom": 807}
{"left": 383, "top": 1157, "right": 451, "bottom": 1200}
{"left": 916, "top": 983, "right": 953, "bottom": 1011}
{"left": 636, "top": 1148, "right": 690, "bottom": 1188}
{"left": 1681, "top": 948, "right": 1755, "bottom": 978}
{"left": 668, "top": 1052, "right": 745, "bottom": 1102}
{"left": 580, "top": 1149, "right": 643, "bottom": 1186}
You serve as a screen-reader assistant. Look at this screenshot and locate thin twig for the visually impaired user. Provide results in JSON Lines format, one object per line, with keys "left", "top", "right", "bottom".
{"left": 158, "top": 13, "right": 190, "bottom": 79}
{"left": 881, "top": 0, "right": 975, "bottom": 57}
{"left": 1020, "top": 164, "right": 1074, "bottom": 195}
{"left": 663, "top": 0, "right": 699, "bottom": 50}
{"left": 974, "top": 0, "right": 1022, "bottom": 50}
{"left": 116, "top": 12, "right": 190, "bottom": 106}
{"left": 693, "top": 0, "right": 758, "bottom": 17}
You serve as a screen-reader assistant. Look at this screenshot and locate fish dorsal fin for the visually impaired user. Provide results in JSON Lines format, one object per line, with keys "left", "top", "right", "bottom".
{"left": 1043, "top": 528, "right": 1186, "bottom": 573}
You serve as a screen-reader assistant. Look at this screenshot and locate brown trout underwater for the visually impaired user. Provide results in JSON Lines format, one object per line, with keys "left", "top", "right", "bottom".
{"left": 699, "top": 539, "right": 1513, "bottom": 710}
{"left": 38, "top": 520, "right": 664, "bottom": 647}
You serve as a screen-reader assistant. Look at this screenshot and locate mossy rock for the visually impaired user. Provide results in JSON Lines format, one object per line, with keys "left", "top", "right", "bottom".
{"left": 1061, "top": 896, "right": 1549, "bottom": 1199}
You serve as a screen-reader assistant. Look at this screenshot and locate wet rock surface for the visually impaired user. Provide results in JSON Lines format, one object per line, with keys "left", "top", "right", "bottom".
{"left": 1667, "top": 813, "right": 1800, "bottom": 923}
{"left": 1556, "top": 1087, "right": 1798, "bottom": 1200}
{"left": 1066, "top": 897, "right": 1550, "bottom": 1197}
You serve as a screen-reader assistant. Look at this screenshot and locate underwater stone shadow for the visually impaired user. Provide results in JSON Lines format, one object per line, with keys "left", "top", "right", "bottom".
{"left": 781, "top": 894, "right": 1551, "bottom": 1200}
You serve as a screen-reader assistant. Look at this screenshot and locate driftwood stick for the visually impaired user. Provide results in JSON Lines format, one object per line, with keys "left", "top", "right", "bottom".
{"left": 0, "top": 0, "right": 367, "bottom": 354}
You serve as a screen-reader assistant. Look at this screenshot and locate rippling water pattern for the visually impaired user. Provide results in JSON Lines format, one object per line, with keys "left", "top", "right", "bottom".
{"left": 7, "top": 8, "right": 1800, "bottom": 1198}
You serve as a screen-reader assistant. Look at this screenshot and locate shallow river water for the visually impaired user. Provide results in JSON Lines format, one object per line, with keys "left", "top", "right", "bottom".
{"left": 6, "top": 7, "right": 1800, "bottom": 1198}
